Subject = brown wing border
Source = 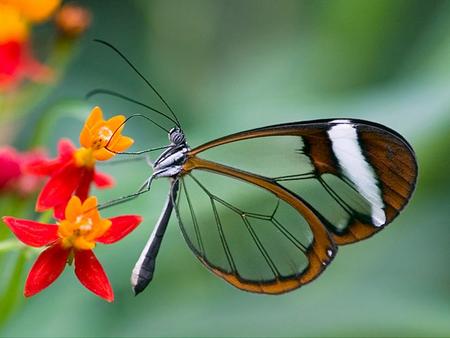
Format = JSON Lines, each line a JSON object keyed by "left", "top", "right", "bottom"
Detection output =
{"left": 178, "top": 156, "right": 336, "bottom": 294}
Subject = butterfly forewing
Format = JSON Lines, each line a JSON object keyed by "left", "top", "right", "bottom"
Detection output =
{"left": 186, "top": 119, "right": 417, "bottom": 245}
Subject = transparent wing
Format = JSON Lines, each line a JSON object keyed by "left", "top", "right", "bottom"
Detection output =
{"left": 173, "top": 168, "right": 336, "bottom": 294}
{"left": 187, "top": 119, "right": 417, "bottom": 245}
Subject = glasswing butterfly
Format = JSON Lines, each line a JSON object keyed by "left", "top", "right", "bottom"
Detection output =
{"left": 91, "top": 40, "right": 418, "bottom": 295}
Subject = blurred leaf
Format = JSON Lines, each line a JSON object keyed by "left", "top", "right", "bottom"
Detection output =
{"left": 0, "top": 250, "right": 27, "bottom": 327}
{"left": 28, "top": 100, "right": 91, "bottom": 148}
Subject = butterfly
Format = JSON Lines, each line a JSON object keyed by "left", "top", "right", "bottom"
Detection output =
{"left": 91, "top": 40, "right": 418, "bottom": 296}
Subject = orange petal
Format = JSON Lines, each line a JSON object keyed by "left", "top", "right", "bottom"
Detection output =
{"left": 73, "top": 237, "right": 95, "bottom": 250}
{"left": 86, "top": 219, "right": 111, "bottom": 241}
{"left": 86, "top": 106, "right": 103, "bottom": 129}
{"left": 111, "top": 136, "right": 134, "bottom": 153}
{"left": 6, "top": 0, "right": 62, "bottom": 23}
{"left": 79, "top": 124, "right": 91, "bottom": 148}
{"left": 57, "top": 220, "right": 73, "bottom": 238}
{"left": 81, "top": 196, "right": 98, "bottom": 215}
{"left": 64, "top": 195, "right": 82, "bottom": 222}
{"left": 106, "top": 115, "right": 125, "bottom": 134}
{"left": 79, "top": 106, "right": 103, "bottom": 147}
{"left": 0, "top": 3, "right": 28, "bottom": 43}
{"left": 93, "top": 148, "right": 114, "bottom": 161}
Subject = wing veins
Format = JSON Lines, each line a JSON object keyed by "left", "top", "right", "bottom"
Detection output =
{"left": 210, "top": 198, "right": 238, "bottom": 274}
{"left": 271, "top": 217, "right": 307, "bottom": 253}
{"left": 318, "top": 177, "right": 354, "bottom": 217}
{"left": 181, "top": 178, "right": 206, "bottom": 256}
{"left": 273, "top": 173, "right": 316, "bottom": 182}
{"left": 241, "top": 215, "right": 281, "bottom": 279}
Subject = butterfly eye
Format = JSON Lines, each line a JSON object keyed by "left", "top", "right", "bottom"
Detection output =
{"left": 169, "top": 128, "right": 185, "bottom": 144}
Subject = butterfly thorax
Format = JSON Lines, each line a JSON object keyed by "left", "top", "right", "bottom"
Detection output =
{"left": 152, "top": 127, "right": 189, "bottom": 179}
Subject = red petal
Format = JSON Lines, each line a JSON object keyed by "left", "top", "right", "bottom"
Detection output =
{"left": 53, "top": 199, "right": 70, "bottom": 220}
{"left": 0, "top": 147, "right": 21, "bottom": 189}
{"left": 57, "top": 139, "right": 76, "bottom": 160}
{"left": 36, "top": 162, "right": 82, "bottom": 211}
{"left": 26, "top": 158, "right": 62, "bottom": 176}
{"left": 93, "top": 171, "right": 114, "bottom": 188}
{"left": 74, "top": 250, "right": 114, "bottom": 302}
{"left": 24, "top": 244, "right": 69, "bottom": 297}
{"left": 97, "top": 215, "right": 142, "bottom": 244}
{"left": 26, "top": 140, "right": 75, "bottom": 176}
{"left": 74, "top": 168, "right": 94, "bottom": 202}
{"left": 2, "top": 217, "right": 58, "bottom": 247}
{"left": 0, "top": 41, "right": 22, "bottom": 76}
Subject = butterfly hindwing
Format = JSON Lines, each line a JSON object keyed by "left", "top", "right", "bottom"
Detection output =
{"left": 172, "top": 163, "right": 336, "bottom": 294}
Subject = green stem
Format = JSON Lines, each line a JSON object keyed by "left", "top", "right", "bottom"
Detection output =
{"left": 0, "top": 250, "right": 27, "bottom": 327}
{"left": 36, "top": 210, "right": 53, "bottom": 225}
{"left": 0, "top": 240, "right": 25, "bottom": 253}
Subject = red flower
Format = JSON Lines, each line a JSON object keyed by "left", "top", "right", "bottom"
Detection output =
{"left": 0, "top": 39, "right": 52, "bottom": 91}
{"left": 3, "top": 195, "right": 142, "bottom": 302}
{"left": 27, "top": 106, "right": 134, "bottom": 219}
{"left": 0, "top": 146, "right": 48, "bottom": 196}
{"left": 27, "top": 138, "right": 115, "bottom": 219}
{"left": 0, "top": 1, "right": 61, "bottom": 90}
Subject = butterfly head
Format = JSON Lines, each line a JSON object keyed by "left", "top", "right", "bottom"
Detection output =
{"left": 169, "top": 127, "right": 186, "bottom": 145}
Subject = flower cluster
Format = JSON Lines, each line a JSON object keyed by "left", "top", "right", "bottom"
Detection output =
{"left": 3, "top": 196, "right": 141, "bottom": 301}
{"left": 2, "top": 106, "right": 141, "bottom": 302}
{"left": 0, "top": 0, "right": 61, "bottom": 90}
{"left": 0, "top": 146, "right": 47, "bottom": 196}
{"left": 28, "top": 106, "right": 134, "bottom": 218}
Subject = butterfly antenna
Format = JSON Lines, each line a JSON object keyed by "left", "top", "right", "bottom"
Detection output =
{"left": 86, "top": 88, "right": 178, "bottom": 127}
{"left": 93, "top": 39, "right": 181, "bottom": 128}
{"left": 105, "top": 114, "right": 170, "bottom": 155}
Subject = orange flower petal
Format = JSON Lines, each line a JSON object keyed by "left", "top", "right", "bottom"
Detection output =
{"left": 57, "top": 220, "right": 73, "bottom": 238}
{"left": 86, "top": 106, "right": 103, "bottom": 128}
{"left": 93, "top": 148, "right": 114, "bottom": 161}
{"left": 111, "top": 136, "right": 134, "bottom": 152}
{"left": 80, "top": 106, "right": 103, "bottom": 147}
{"left": 106, "top": 115, "right": 126, "bottom": 133}
{"left": 79, "top": 125, "right": 91, "bottom": 148}
{"left": 73, "top": 236, "right": 95, "bottom": 250}
{"left": 64, "top": 195, "right": 82, "bottom": 222}
{"left": 81, "top": 196, "right": 98, "bottom": 217}
{"left": 5, "top": 0, "right": 61, "bottom": 23}
{"left": 0, "top": 3, "right": 28, "bottom": 43}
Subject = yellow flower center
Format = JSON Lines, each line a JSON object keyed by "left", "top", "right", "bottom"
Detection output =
{"left": 74, "top": 147, "right": 95, "bottom": 168}
{"left": 92, "top": 126, "right": 113, "bottom": 150}
{"left": 58, "top": 212, "right": 111, "bottom": 251}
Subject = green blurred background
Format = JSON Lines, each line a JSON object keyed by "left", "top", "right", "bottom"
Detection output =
{"left": 2, "top": 0, "right": 450, "bottom": 336}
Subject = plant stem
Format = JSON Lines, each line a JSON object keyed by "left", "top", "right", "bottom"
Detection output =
{"left": 0, "top": 240, "right": 25, "bottom": 253}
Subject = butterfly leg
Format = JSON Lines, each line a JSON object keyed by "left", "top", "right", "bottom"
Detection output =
{"left": 97, "top": 176, "right": 154, "bottom": 210}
